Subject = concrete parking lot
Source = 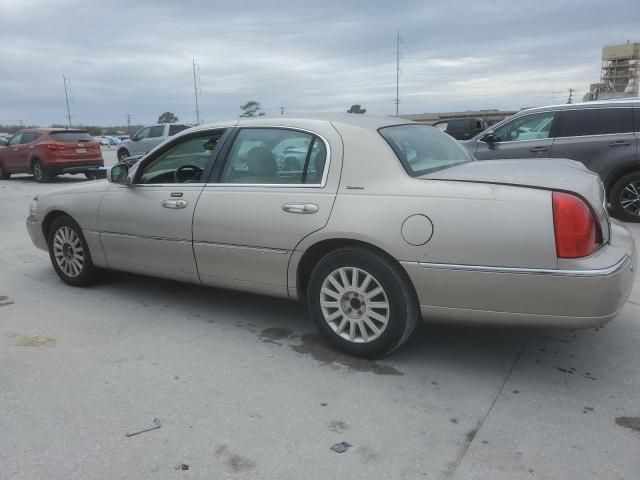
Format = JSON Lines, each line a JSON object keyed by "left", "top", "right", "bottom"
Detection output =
{"left": 1, "top": 148, "right": 639, "bottom": 479}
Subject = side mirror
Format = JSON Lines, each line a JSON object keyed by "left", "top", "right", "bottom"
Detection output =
{"left": 108, "top": 164, "right": 130, "bottom": 184}
{"left": 480, "top": 131, "right": 497, "bottom": 143}
{"left": 0, "top": 139, "right": 8, "bottom": 147}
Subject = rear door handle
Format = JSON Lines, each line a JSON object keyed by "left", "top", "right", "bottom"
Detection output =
{"left": 609, "top": 141, "right": 632, "bottom": 147}
{"left": 161, "top": 199, "right": 188, "bottom": 209}
{"left": 529, "top": 146, "right": 549, "bottom": 153}
{"left": 282, "top": 203, "right": 319, "bottom": 214}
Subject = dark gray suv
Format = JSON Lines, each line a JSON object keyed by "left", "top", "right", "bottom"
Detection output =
{"left": 461, "top": 99, "right": 640, "bottom": 221}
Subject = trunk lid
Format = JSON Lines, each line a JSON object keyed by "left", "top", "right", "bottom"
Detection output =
{"left": 422, "top": 158, "right": 610, "bottom": 243}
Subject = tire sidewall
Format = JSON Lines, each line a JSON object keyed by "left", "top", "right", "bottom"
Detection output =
{"left": 33, "top": 160, "right": 47, "bottom": 183}
{"left": 117, "top": 149, "right": 129, "bottom": 162}
{"left": 611, "top": 172, "right": 640, "bottom": 223}
{"left": 47, "top": 216, "right": 96, "bottom": 286}
{"left": 307, "top": 248, "right": 414, "bottom": 358}
{"left": 0, "top": 162, "right": 9, "bottom": 180}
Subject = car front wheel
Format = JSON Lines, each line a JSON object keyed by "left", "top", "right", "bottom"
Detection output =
{"left": 610, "top": 172, "right": 640, "bottom": 223}
{"left": 0, "top": 163, "right": 10, "bottom": 180}
{"left": 307, "top": 247, "right": 420, "bottom": 358}
{"left": 47, "top": 215, "right": 100, "bottom": 286}
{"left": 117, "top": 149, "right": 129, "bottom": 162}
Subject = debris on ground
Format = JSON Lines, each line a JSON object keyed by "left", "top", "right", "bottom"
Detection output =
{"left": 175, "top": 464, "right": 189, "bottom": 470}
{"left": 330, "top": 441, "right": 352, "bottom": 453}
{"left": 125, "top": 417, "right": 161, "bottom": 437}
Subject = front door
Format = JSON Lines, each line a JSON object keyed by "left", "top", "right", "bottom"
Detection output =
{"left": 192, "top": 125, "right": 342, "bottom": 296}
{"left": 474, "top": 110, "right": 558, "bottom": 160}
{"left": 98, "top": 129, "right": 227, "bottom": 282}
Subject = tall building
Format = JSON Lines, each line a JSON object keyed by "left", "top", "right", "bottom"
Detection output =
{"left": 584, "top": 41, "right": 639, "bottom": 101}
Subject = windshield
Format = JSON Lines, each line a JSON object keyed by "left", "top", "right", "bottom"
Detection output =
{"left": 379, "top": 124, "right": 474, "bottom": 176}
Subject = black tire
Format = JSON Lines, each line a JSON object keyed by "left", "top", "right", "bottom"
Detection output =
{"left": 32, "top": 159, "right": 51, "bottom": 183}
{"left": 84, "top": 172, "right": 96, "bottom": 180}
{"left": 0, "top": 162, "right": 10, "bottom": 180}
{"left": 117, "top": 149, "right": 129, "bottom": 162}
{"left": 47, "top": 215, "right": 100, "bottom": 286}
{"left": 610, "top": 172, "right": 640, "bottom": 223}
{"left": 307, "top": 246, "right": 420, "bottom": 358}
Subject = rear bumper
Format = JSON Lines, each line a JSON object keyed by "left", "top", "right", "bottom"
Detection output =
{"left": 402, "top": 223, "right": 636, "bottom": 329}
{"left": 45, "top": 159, "right": 104, "bottom": 174}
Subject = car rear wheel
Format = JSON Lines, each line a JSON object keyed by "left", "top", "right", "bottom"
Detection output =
{"left": 610, "top": 172, "right": 640, "bottom": 223}
{"left": 47, "top": 215, "right": 100, "bottom": 286}
{"left": 0, "top": 163, "right": 10, "bottom": 180}
{"left": 33, "top": 160, "right": 52, "bottom": 183}
{"left": 117, "top": 149, "right": 129, "bottom": 162}
{"left": 307, "top": 246, "right": 420, "bottom": 358}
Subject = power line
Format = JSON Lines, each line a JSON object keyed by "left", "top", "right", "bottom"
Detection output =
{"left": 63, "top": 74, "right": 72, "bottom": 128}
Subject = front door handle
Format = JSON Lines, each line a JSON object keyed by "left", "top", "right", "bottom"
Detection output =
{"left": 609, "top": 141, "right": 632, "bottom": 147}
{"left": 161, "top": 199, "right": 188, "bottom": 209}
{"left": 282, "top": 203, "right": 319, "bottom": 214}
{"left": 529, "top": 146, "right": 549, "bottom": 153}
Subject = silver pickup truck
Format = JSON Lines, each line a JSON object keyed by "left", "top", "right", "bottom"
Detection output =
{"left": 117, "top": 123, "right": 190, "bottom": 161}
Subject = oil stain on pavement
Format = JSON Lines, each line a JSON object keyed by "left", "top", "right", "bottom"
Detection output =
{"left": 11, "top": 335, "right": 57, "bottom": 348}
{"left": 615, "top": 416, "right": 640, "bottom": 432}
{"left": 0, "top": 295, "right": 14, "bottom": 307}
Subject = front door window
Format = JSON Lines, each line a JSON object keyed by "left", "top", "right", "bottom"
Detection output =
{"left": 493, "top": 111, "right": 556, "bottom": 142}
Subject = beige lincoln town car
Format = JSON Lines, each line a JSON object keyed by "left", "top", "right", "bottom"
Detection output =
{"left": 26, "top": 115, "right": 636, "bottom": 357}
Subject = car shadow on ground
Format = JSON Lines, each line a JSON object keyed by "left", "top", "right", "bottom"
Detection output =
{"left": 95, "top": 269, "right": 534, "bottom": 375}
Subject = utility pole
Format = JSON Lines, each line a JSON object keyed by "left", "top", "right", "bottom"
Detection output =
{"left": 192, "top": 58, "right": 201, "bottom": 125}
{"left": 126, "top": 114, "right": 131, "bottom": 135}
{"left": 280, "top": 106, "right": 285, "bottom": 116}
{"left": 567, "top": 88, "right": 575, "bottom": 104}
{"left": 18, "top": 119, "right": 24, "bottom": 128}
{"left": 63, "top": 74, "right": 72, "bottom": 127}
{"left": 395, "top": 30, "right": 402, "bottom": 116}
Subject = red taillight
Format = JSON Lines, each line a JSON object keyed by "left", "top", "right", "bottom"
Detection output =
{"left": 552, "top": 192, "right": 600, "bottom": 259}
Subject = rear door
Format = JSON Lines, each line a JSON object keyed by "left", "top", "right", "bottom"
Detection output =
{"left": 474, "top": 110, "right": 558, "bottom": 160}
{"left": 192, "top": 124, "right": 342, "bottom": 297}
{"left": 550, "top": 107, "right": 636, "bottom": 182}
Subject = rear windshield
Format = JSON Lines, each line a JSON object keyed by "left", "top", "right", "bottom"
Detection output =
{"left": 49, "top": 131, "right": 93, "bottom": 142}
{"left": 379, "top": 124, "right": 474, "bottom": 176}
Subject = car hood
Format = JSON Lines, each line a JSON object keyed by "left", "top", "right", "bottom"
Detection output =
{"left": 421, "top": 158, "right": 609, "bottom": 241}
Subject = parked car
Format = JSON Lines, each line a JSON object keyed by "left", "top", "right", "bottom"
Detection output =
{"left": 432, "top": 117, "right": 488, "bottom": 140}
{"left": 26, "top": 115, "right": 635, "bottom": 357}
{"left": 460, "top": 99, "right": 640, "bottom": 222}
{"left": 0, "top": 128, "right": 103, "bottom": 182}
{"left": 117, "top": 123, "right": 190, "bottom": 161}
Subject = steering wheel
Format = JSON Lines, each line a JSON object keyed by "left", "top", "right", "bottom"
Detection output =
{"left": 174, "top": 164, "right": 203, "bottom": 183}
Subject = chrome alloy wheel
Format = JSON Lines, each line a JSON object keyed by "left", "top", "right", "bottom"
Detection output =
{"left": 52, "top": 226, "right": 85, "bottom": 278}
{"left": 33, "top": 162, "right": 44, "bottom": 181}
{"left": 319, "top": 267, "right": 390, "bottom": 343}
{"left": 620, "top": 181, "right": 640, "bottom": 217}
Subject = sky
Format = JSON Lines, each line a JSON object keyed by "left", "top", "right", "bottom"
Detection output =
{"left": 0, "top": 0, "right": 639, "bottom": 126}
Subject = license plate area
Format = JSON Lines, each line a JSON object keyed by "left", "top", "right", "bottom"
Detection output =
{"left": 76, "top": 148, "right": 86, "bottom": 154}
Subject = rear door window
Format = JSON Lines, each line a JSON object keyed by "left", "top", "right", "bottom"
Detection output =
{"left": 20, "top": 132, "right": 40, "bottom": 144}
{"left": 49, "top": 131, "right": 93, "bottom": 142}
{"left": 556, "top": 108, "right": 633, "bottom": 137}
{"left": 169, "top": 125, "right": 189, "bottom": 136}
{"left": 149, "top": 125, "right": 165, "bottom": 138}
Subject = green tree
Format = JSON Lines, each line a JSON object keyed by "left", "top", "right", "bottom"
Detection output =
{"left": 347, "top": 104, "right": 366, "bottom": 114}
{"left": 240, "top": 101, "right": 266, "bottom": 117}
{"left": 158, "top": 112, "right": 179, "bottom": 123}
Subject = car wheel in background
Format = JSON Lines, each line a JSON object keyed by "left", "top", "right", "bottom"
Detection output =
{"left": 610, "top": 172, "right": 640, "bottom": 223}
{"left": 0, "top": 163, "right": 10, "bottom": 180}
{"left": 32, "top": 160, "right": 52, "bottom": 183}
{"left": 47, "top": 215, "right": 100, "bottom": 286}
{"left": 307, "top": 246, "right": 420, "bottom": 358}
{"left": 117, "top": 149, "right": 129, "bottom": 162}
{"left": 84, "top": 172, "right": 97, "bottom": 180}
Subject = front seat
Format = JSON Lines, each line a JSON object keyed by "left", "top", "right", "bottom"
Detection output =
{"left": 238, "top": 147, "right": 281, "bottom": 184}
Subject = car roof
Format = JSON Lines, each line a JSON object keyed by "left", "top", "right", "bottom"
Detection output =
{"left": 521, "top": 98, "right": 640, "bottom": 114}
{"left": 191, "top": 114, "right": 414, "bottom": 134}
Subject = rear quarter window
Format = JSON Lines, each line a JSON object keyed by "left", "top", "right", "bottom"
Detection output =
{"left": 49, "top": 131, "right": 93, "bottom": 142}
{"left": 557, "top": 108, "right": 633, "bottom": 137}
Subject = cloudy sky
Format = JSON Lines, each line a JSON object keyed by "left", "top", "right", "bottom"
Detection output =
{"left": 1, "top": 0, "right": 639, "bottom": 126}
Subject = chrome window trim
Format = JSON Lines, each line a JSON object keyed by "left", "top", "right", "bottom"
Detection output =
{"left": 418, "top": 255, "right": 630, "bottom": 277}
{"left": 216, "top": 125, "right": 332, "bottom": 188}
{"left": 554, "top": 132, "right": 636, "bottom": 140}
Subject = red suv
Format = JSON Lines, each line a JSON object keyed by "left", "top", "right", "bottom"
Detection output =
{"left": 0, "top": 129, "right": 103, "bottom": 182}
